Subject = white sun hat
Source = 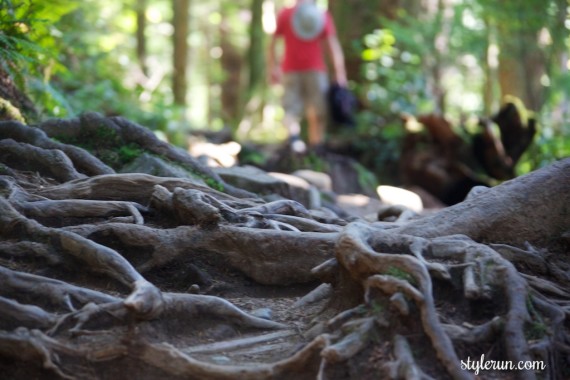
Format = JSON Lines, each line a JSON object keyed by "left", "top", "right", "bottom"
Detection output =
{"left": 291, "top": 2, "right": 325, "bottom": 41}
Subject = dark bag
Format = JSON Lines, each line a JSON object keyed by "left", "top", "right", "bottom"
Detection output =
{"left": 328, "top": 83, "right": 357, "bottom": 127}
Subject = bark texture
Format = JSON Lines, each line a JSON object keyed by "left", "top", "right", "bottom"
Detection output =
{"left": 0, "top": 116, "right": 568, "bottom": 380}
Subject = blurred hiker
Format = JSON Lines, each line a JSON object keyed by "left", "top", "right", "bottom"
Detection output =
{"left": 268, "top": 0, "right": 347, "bottom": 153}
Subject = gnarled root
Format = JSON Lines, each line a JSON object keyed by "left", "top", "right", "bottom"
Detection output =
{"left": 385, "top": 335, "right": 436, "bottom": 380}
{"left": 335, "top": 223, "right": 471, "bottom": 380}
{"left": 132, "top": 334, "right": 328, "bottom": 380}
{"left": 0, "top": 328, "right": 83, "bottom": 380}
{"left": 0, "top": 139, "right": 85, "bottom": 182}
{"left": 0, "top": 196, "right": 164, "bottom": 320}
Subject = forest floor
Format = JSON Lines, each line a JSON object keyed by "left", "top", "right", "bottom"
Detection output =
{"left": 1, "top": 114, "right": 568, "bottom": 380}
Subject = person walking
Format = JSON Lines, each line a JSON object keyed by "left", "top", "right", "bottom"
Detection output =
{"left": 268, "top": 0, "right": 347, "bottom": 153}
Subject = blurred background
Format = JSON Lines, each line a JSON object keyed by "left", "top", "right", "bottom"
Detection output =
{"left": 1, "top": 0, "right": 569, "bottom": 179}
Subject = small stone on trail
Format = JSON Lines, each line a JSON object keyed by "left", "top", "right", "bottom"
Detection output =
{"left": 210, "top": 355, "right": 231, "bottom": 364}
{"left": 251, "top": 308, "right": 273, "bottom": 320}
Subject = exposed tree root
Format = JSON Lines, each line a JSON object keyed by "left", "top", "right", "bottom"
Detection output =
{"left": 0, "top": 196, "right": 164, "bottom": 320}
{"left": 35, "top": 172, "right": 238, "bottom": 205}
{"left": 0, "top": 139, "right": 85, "bottom": 182}
{"left": 307, "top": 215, "right": 569, "bottom": 380}
{"left": 385, "top": 335, "right": 436, "bottom": 380}
{"left": 321, "top": 317, "right": 378, "bottom": 362}
{"left": 0, "top": 328, "right": 82, "bottom": 380}
{"left": 0, "top": 265, "right": 119, "bottom": 311}
{"left": 132, "top": 334, "right": 329, "bottom": 380}
{"left": 162, "top": 293, "right": 286, "bottom": 330}
{"left": 37, "top": 112, "right": 253, "bottom": 198}
{"left": 0, "top": 120, "right": 114, "bottom": 176}
{"left": 0, "top": 297, "right": 58, "bottom": 330}
{"left": 0, "top": 117, "right": 568, "bottom": 379}
{"left": 443, "top": 317, "right": 504, "bottom": 344}
{"left": 61, "top": 221, "right": 336, "bottom": 284}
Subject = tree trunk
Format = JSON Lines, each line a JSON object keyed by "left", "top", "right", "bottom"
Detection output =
{"left": 395, "top": 158, "right": 570, "bottom": 248}
{"left": 172, "top": 0, "right": 190, "bottom": 106}
{"left": 219, "top": 12, "right": 243, "bottom": 124}
{"left": 136, "top": 0, "right": 148, "bottom": 76}
{"left": 494, "top": 2, "right": 550, "bottom": 111}
{"left": 482, "top": 17, "right": 498, "bottom": 115}
{"left": 329, "top": 0, "right": 383, "bottom": 82}
{"left": 430, "top": 0, "right": 454, "bottom": 114}
{"left": 247, "top": 0, "right": 264, "bottom": 97}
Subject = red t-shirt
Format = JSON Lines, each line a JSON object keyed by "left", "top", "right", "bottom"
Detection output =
{"left": 274, "top": 6, "right": 336, "bottom": 73}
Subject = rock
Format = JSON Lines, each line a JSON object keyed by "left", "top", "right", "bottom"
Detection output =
{"left": 292, "top": 170, "right": 333, "bottom": 192}
{"left": 120, "top": 153, "right": 205, "bottom": 184}
{"left": 214, "top": 165, "right": 319, "bottom": 209}
{"left": 188, "top": 140, "right": 241, "bottom": 168}
{"left": 336, "top": 194, "right": 385, "bottom": 220}
{"left": 210, "top": 355, "right": 231, "bottom": 364}
{"left": 189, "top": 284, "right": 200, "bottom": 294}
{"left": 376, "top": 185, "right": 423, "bottom": 213}
{"left": 269, "top": 172, "right": 321, "bottom": 209}
{"left": 250, "top": 308, "right": 273, "bottom": 321}
{"left": 326, "top": 154, "right": 378, "bottom": 197}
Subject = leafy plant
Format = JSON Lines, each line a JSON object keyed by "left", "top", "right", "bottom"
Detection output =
{"left": 118, "top": 143, "right": 144, "bottom": 164}
{"left": 0, "top": 0, "right": 79, "bottom": 119}
{"left": 386, "top": 266, "right": 417, "bottom": 286}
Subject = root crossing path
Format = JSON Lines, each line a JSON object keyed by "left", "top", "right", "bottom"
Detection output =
{"left": 0, "top": 116, "right": 568, "bottom": 380}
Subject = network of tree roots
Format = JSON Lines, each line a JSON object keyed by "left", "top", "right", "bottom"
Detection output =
{"left": 0, "top": 113, "right": 569, "bottom": 380}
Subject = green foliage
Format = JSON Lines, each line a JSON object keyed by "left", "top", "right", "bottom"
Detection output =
{"left": 0, "top": 0, "right": 567, "bottom": 173}
{"left": 350, "top": 122, "right": 403, "bottom": 184}
{"left": 525, "top": 295, "right": 550, "bottom": 341}
{"left": 301, "top": 152, "right": 329, "bottom": 173}
{"left": 355, "top": 1, "right": 569, "bottom": 177}
{"left": 370, "top": 300, "right": 385, "bottom": 315}
{"left": 238, "top": 146, "right": 268, "bottom": 167}
{"left": 386, "top": 266, "right": 417, "bottom": 286}
{"left": 203, "top": 177, "right": 225, "bottom": 192}
{"left": 0, "top": 33, "right": 44, "bottom": 68}
{"left": 0, "top": 97, "right": 25, "bottom": 122}
{"left": 352, "top": 160, "right": 379, "bottom": 192}
{"left": 118, "top": 143, "right": 145, "bottom": 164}
{"left": 358, "top": 26, "right": 432, "bottom": 118}
{"left": 525, "top": 319, "right": 548, "bottom": 341}
{"left": 350, "top": 14, "right": 436, "bottom": 176}
{"left": 0, "top": 0, "right": 78, "bottom": 120}
{"left": 0, "top": 163, "right": 10, "bottom": 175}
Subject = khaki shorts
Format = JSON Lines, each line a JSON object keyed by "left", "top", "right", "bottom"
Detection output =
{"left": 282, "top": 71, "right": 329, "bottom": 122}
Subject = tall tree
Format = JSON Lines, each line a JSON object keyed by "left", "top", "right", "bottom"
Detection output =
{"left": 247, "top": 0, "right": 264, "bottom": 96}
{"left": 482, "top": 0, "right": 563, "bottom": 111}
{"left": 430, "top": 0, "right": 454, "bottom": 114}
{"left": 219, "top": 6, "right": 244, "bottom": 124}
{"left": 329, "top": 0, "right": 418, "bottom": 83}
{"left": 136, "top": 0, "right": 148, "bottom": 76}
{"left": 172, "top": 0, "right": 190, "bottom": 106}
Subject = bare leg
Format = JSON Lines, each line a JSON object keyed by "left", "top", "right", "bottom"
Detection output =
{"left": 306, "top": 105, "right": 325, "bottom": 147}
{"left": 304, "top": 71, "right": 329, "bottom": 148}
